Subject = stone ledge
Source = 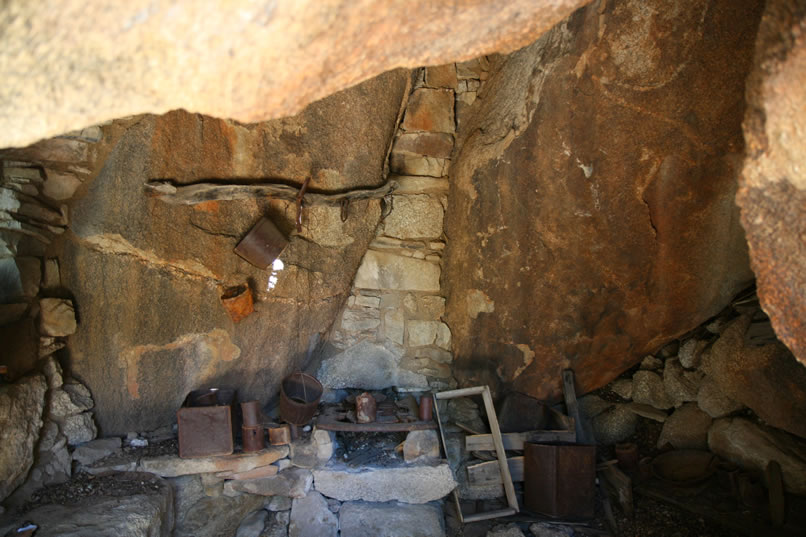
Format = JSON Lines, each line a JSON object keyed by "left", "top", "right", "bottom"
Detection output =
{"left": 313, "top": 463, "right": 456, "bottom": 504}
{"left": 88, "top": 446, "right": 289, "bottom": 478}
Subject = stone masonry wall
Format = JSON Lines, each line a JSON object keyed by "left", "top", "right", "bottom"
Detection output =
{"left": 320, "top": 60, "right": 490, "bottom": 392}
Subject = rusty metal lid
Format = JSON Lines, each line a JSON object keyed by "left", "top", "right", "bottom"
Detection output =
{"left": 234, "top": 217, "right": 288, "bottom": 269}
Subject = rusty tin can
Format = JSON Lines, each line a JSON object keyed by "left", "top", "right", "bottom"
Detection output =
{"left": 418, "top": 393, "right": 434, "bottom": 421}
{"left": 242, "top": 425, "right": 264, "bottom": 452}
{"left": 234, "top": 217, "right": 288, "bottom": 269}
{"left": 220, "top": 284, "right": 254, "bottom": 323}
{"left": 356, "top": 392, "right": 377, "bottom": 423}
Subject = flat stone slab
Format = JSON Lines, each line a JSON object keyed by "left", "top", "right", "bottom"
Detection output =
{"left": 224, "top": 468, "right": 313, "bottom": 498}
{"left": 313, "top": 463, "right": 456, "bottom": 504}
{"left": 339, "top": 501, "right": 445, "bottom": 537}
{"left": 0, "top": 473, "right": 173, "bottom": 537}
{"left": 89, "top": 446, "right": 288, "bottom": 478}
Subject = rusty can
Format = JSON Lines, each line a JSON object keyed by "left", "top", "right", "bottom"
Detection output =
{"left": 269, "top": 425, "right": 291, "bottom": 446}
{"left": 234, "top": 216, "right": 288, "bottom": 269}
{"left": 242, "top": 425, "right": 264, "bottom": 452}
{"left": 418, "top": 393, "right": 434, "bottom": 421}
{"left": 220, "top": 284, "right": 254, "bottom": 323}
{"left": 241, "top": 401, "right": 261, "bottom": 427}
{"left": 356, "top": 392, "right": 376, "bottom": 423}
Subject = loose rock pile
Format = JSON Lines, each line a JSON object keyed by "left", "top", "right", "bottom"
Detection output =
{"left": 581, "top": 302, "right": 806, "bottom": 495}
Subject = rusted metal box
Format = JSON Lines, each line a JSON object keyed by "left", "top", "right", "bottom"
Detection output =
{"left": 524, "top": 443, "right": 596, "bottom": 519}
{"left": 178, "top": 389, "right": 237, "bottom": 458}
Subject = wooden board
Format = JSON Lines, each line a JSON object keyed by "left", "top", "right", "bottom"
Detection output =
{"left": 466, "top": 430, "right": 576, "bottom": 451}
{"left": 467, "top": 457, "right": 524, "bottom": 485}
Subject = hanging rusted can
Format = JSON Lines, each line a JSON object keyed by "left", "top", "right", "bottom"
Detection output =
{"left": 234, "top": 217, "right": 288, "bottom": 269}
{"left": 220, "top": 284, "right": 254, "bottom": 323}
{"left": 269, "top": 425, "right": 291, "bottom": 446}
{"left": 356, "top": 392, "right": 377, "bottom": 423}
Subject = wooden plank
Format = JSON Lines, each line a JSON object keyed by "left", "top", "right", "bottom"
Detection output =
{"left": 481, "top": 386, "right": 519, "bottom": 513}
{"left": 468, "top": 457, "right": 524, "bottom": 485}
{"left": 434, "top": 386, "right": 486, "bottom": 399}
{"left": 766, "top": 460, "right": 785, "bottom": 527}
{"left": 599, "top": 464, "right": 634, "bottom": 518}
{"left": 563, "top": 369, "right": 594, "bottom": 444}
{"left": 316, "top": 419, "right": 437, "bottom": 432}
{"left": 466, "top": 430, "right": 576, "bottom": 451}
{"left": 461, "top": 508, "right": 517, "bottom": 523}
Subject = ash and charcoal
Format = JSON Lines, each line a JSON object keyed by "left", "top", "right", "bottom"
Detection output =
{"left": 21, "top": 472, "right": 163, "bottom": 512}
{"left": 333, "top": 431, "right": 408, "bottom": 467}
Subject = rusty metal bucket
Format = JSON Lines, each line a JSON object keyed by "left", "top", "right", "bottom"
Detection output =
{"left": 221, "top": 285, "right": 254, "bottom": 322}
{"left": 234, "top": 217, "right": 288, "bottom": 269}
{"left": 279, "top": 372, "right": 323, "bottom": 425}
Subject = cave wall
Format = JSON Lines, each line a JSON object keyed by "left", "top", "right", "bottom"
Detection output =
{"left": 57, "top": 70, "right": 409, "bottom": 435}
{"left": 444, "top": 0, "right": 762, "bottom": 400}
{"left": 0, "top": 0, "right": 592, "bottom": 149}
{"left": 737, "top": 0, "right": 806, "bottom": 368}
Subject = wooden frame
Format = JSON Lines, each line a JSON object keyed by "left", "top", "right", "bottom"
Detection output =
{"left": 433, "top": 386, "right": 519, "bottom": 523}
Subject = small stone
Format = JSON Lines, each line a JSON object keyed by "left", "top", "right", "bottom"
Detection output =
{"left": 393, "top": 132, "right": 454, "bottom": 159}
{"left": 456, "top": 57, "right": 488, "bottom": 80}
{"left": 38, "top": 298, "right": 77, "bottom": 337}
{"left": 224, "top": 468, "right": 313, "bottom": 498}
{"left": 41, "top": 355, "right": 63, "bottom": 389}
{"left": 697, "top": 378, "right": 744, "bottom": 418}
{"left": 339, "top": 309, "right": 380, "bottom": 333}
{"left": 326, "top": 498, "right": 341, "bottom": 513}
{"left": 312, "top": 464, "right": 457, "bottom": 503}
{"left": 290, "top": 429, "right": 334, "bottom": 468}
{"left": 354, "top": 251, "right": 441, "bottom": 292}
{"left": 236, "top": 509, "right": 269, "bottom": 537}
{"left": 403, "top": 430, "right": 440, "bottom": 463}
{"left": 71, "top": 437, "right": 122, "bottom": 465}
{"left": 339, "top": 501, "right": 445, "bottom": 537}
{"left": 435, "top": 323, "right": 451, "bottom": 350}
{"left": 289, "top": 491, "right": 338, "bottom": 537}
{"left": 592, "top": 404, "right": 638, "bottom": 445}
{"left": 62, "top": 412, "right": 97, "bottom": 445}
{"left": 130, "top": 438, "right": 149, "bottom": 447}
{"left": 660, "top": 341, "right": 680, "bottom": 357}
{"left": 39, "top": 337, "right": 66, "bottom": 358}
{"left": 42, "top": 170, "right": 82, "bottom": 200}
{"left": 678, "top": 339, "right": 708, "bottom": 369}
{"left": 42, "top": 258, "right": 60, "bottom": 289}
{"left": 425, "top": 64, "right": 458, "bottom": 89}
{"left": 610, "top": 378, "right": 633, "bottom": 400}
{"left": 403, "top": 294, "right": 418, "bottom": 314}
{"left": 25, "top": 138, "right": 88, "bottom": 163}
{"left": 640, "top": 355, "right": 663, "bottom": 370}
{"left": 705, "top": 318, "right": 727, "bottom": 334}
{"left": 657, "top": 403, "right": 712, "bottom": 450}
{"left": 663, "top": 359, "right": 703, "bottom": 407}
{"left": 353, "top": 295, "right": 380, "bottom": 308}
{"left": 265, "top": 495, "right": 293, "bottom": 511}
{"left": 63, "top": 380, "right": 94, "bottom": 411}
{"left": 49, "top": 388, "right": 85, "bottom": 419}
{"left": 632, "top": 370, "right": 674, "bottom": 409}
{"left": 37, "top": 420, "right": 64, "bottom": 452}
{"left": 578, "top": 395, "right": 613, "bottom": 419}
{"left": 383, "top": 310, "right": 405, "bottom": 345}
{"left": 486, "top": 523, "right": 525, "bottom": 537}
{"left": 408, "top": 320, "right": 439, "bottom": 346}
{"left": 261, "top": 510, "right": 291, "bottom": 537}
{"left": 401, "top": 88, "right": 455, "bottom": 134}
{"left": 625, "top": 403, "right": 668, "bottom": 422}
{"left": 383, "top": 195, "right": 445, "bottom": 239}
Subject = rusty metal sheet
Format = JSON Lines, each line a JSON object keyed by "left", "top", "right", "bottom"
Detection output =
{"left": 178, "top": 389, "right": 236, "bottom": 458}
{"left": 234, "top": 217, "right": 288, "bottom": 269}
{"left": 524, "top": 443, "right": 596, "bottom": 519}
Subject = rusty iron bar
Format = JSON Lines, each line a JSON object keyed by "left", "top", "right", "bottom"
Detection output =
{"left": 295, "top": 176, "right": 311, "bottom": 232}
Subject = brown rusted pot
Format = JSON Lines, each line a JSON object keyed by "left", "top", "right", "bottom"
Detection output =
{"left": 220, "top": 284, "right": 254, "bottom": 323}
{"left": 279, "top": 372, "right": 323, "bottom": 425}
{"left": 242, "top": 425, "right": 264, "bottom": 452}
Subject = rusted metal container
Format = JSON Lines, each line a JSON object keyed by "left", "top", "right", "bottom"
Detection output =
{"left": 242, "top": 425, "right": 264, "bottom": 452}
{"left": 178, "top": 389, "right": 237, "bottom": 458}
{"left": 524, "top": 443, "right": 596, "bottom": 519}
{"left": 356, "top": 392, "right": 377, "bottom": 423}
{"left": 279, "top": 372, "right": 323, "bottom": 425}
{"left": 234, "top": 217, "right": 288, "bottom": 269}
{"left": 241, "top": 401, "right": 261, "bottom": 427}
{"left": 418, "top": 393, "right": 434, "bottom": 421}
{"left": 269, "top": 425, "right": 291, "bottom": 446}
{"left": 220, "top": 285, "right": 254, "bottom": 323}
